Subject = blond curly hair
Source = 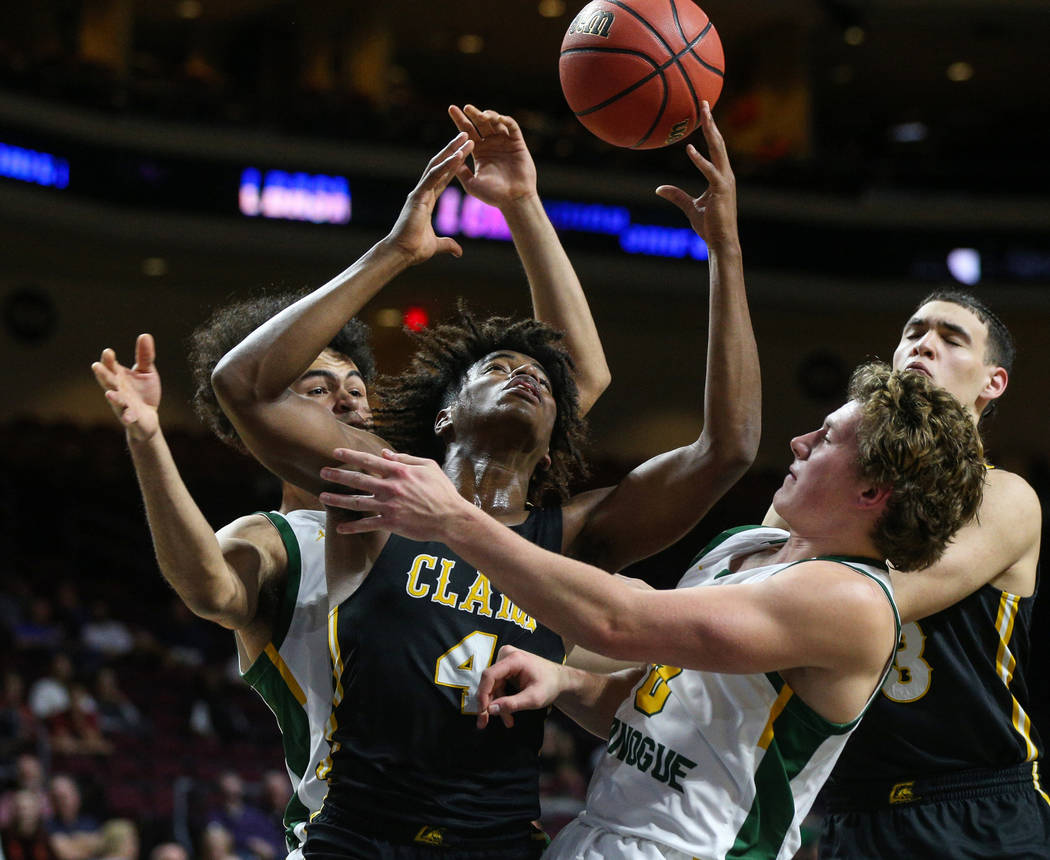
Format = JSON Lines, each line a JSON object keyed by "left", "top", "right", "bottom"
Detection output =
{"left": 849, "top": 362, "right": 985, "bottom": 571}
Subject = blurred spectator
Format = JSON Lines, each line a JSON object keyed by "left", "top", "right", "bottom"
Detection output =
{"left": 47, "top": 683, "right": 111, "bottom": 757}
{"left": 95, "top": 819, "right": 138, "bottom": 860}
{"left": 205, "top": 772, "right": 281, "bottom": 860}
{"left": 147, "top": 843, "right": 188, "bottom": 860}
{"left": 52, "top": 583, "right": 87, "bottom": 643}
{"left": 0, "top": 754, "right": 51, "bottom": 828}
{"left": 0, "top": 671, "right": 43, "bottom": 759}
{"left": 1, "top": 790, "right": 57, "bottom": 860}
{"left": 188, "top": 668, "right": 250, "bottom": 742}
{"left": 198, "top": 824, "right": 238, "bottom": 860}
{"left": 158, "top": 600, "right": 216, "bottom": 668}
{"left": 258, "top": 772, "right": 291, "bottom": 853}
{"left": 81, "top": 601, "right": 135, "bottom": 659}
{"left": 93, "top": 668, "right": 145, "bottom": 737}
{"left": 45, "top": 774, "right": 100, "bottom": 860}
{"left": 14, "top": 597, "right": 64, "bottom": 651}
{"left": 538, "top": 720, "right": 587, "bottom": 801}
{"left": 28, "top": 655, "right": 75, "bottom": 721}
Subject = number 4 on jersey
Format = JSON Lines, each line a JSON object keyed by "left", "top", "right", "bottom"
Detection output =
{"left": 434, "top": 631, "right": 498, "bottom": 714}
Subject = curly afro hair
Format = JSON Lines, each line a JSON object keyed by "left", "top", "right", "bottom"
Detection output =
{"left": 374, "top": 305, "right": 589, "bottom": 506}
{"left": 188, "top": 287, "right": 375, "bottom": 453}
{"left": 849, "top": 362, "right": 985, "bottom": 572}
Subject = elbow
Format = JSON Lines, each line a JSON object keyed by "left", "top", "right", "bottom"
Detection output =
{"left": 711, "top": 426, "right": 760, "bottom": 477}
{"left": 178, "top": 584, "right": 250, "bottom": 632}
{"left": 210, "top": 356, "right": 241, "bottom": 409}
{"left": 577, "top": 367, "right": 612, "bottom": 416}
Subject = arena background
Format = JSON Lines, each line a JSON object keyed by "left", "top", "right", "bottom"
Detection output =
{"left": 1, "top": 2, "right": 1048, "bottom": 859}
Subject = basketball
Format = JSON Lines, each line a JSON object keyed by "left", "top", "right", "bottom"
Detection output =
{"left": 559, "top": 0, "right": 725, "bottom": 149}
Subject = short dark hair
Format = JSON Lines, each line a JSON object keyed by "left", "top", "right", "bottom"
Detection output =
{"left": 916, "top": 290, "right": 1015, "bottom": 373}
{"left": 849, "top": 362, "right": 985, "bottom": 572}
{"left": 188, "top": 288, "right": 375, "bottom": 453}
{"left": 373, "top": 306, "right": 588, "bottom": 505}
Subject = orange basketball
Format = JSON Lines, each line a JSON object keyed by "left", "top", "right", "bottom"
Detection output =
{"left": 559, "top": 0, "right": 725, "bottom": 149}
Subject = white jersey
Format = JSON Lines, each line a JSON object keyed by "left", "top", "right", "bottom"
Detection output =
{"left": 239, "top": 509, "right": 330, "bottom": 855}
{"left": 550, "top": 526, "right": 899, "bottom": 860}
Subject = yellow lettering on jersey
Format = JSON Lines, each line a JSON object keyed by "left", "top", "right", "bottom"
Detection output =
{"left": 432, "top": 558, "right": 460, "bottom": 607}
{"left": 457, "top": 572, "right": 494, "bottom": 617}
{"left": 494, "top": 594, "right": 537, "bottom": 631}
{"left": 405, "top": 554, "right": 436, "bottom": 598}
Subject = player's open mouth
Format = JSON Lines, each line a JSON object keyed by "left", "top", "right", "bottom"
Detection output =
{"left": 505, "top": 378, "right": 541, "bottom": 401}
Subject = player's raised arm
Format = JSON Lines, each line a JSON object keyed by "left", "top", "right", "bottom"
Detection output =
{"left": 211, "top": 134, "right": 474, "bottom": 493}
{"left": 92, "top": 336, "right": 283, "bottom": 635}
{"left": 559, "top": 101, "right": 761, "bottom": 572}
{"left": 449, "top": 104, "right": 610, "bottom": 415}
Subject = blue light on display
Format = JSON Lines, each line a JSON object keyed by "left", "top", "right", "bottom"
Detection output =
{"left": 239, "top": 168, "right": 351, "bottom": 224}
{"left": 0, "top": 141, "right": 69, "bottom": 189}
{"left": 434, "top": 188, "right": 707, "bottom": 261}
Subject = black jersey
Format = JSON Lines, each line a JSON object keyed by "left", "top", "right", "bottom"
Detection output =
{"left": 825, "top": 579, "right": 1045, "bottom": 793}
{"left": 316, "top": 506, "right": 566, "bottom": 843}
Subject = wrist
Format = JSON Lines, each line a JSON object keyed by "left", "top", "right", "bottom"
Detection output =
{"left": 373, "top": 235, "right": 423, "bottom": 272}
{"left": 707, "top": 237, "right": 742, "bottom": 260}
{"left": 499, "top": 190, "right": 544, "bottom": 224}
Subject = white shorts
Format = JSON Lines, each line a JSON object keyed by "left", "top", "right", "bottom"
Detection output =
{"left": 546, "top": 818, "right": 696, "bottom": 860}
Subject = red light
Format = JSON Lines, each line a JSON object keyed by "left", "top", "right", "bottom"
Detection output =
{"left": 403, "top": 306, "right": 429, "bottom": 331}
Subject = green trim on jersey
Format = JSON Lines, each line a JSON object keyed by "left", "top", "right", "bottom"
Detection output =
{"left": 818, "top": 554, "right": 888, "bottom": 571}
{"left": 689, "top": 525, "right": 769, "bottom": 568}
{"left": 242, "top": 651, "right": 312, "bottom": 777}
{"left": 261, "top": 511, "right": 303, "bottom": 650}
{"left": 730, "top": 674, "right": 853, "bottom": 859}
{"left": 246, "top": 512, "right": 312, "bottom": 849}
{"left": 728, "top": 561, "right": 899, "bottom": 859}
{"left": 242, "top": 648, "right": 313, "bottom": 846}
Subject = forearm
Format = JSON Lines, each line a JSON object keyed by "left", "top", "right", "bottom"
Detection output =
{"left": 701, "top": 241, "right": 760, "bottom": 465}
{"left": 555, "top": 664, "right": 643, "bottom": 738}
{"left": 449, "top": 504, "right": 640, "bottom": 658}
{"left": 503, "top": 193, "right": 610, "bottom": 415}
{"left": 212, "top": 240, "right": 409, "bottom": 405}
{"left": 127, "top": 431, "right": 249, "bottom": 624}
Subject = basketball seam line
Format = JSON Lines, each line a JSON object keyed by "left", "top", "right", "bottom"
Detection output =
{"left": 567, "top": 29, "right": 715, "bottom": 146}
{"left": 670, "top": 2, "right": 704, "bottom": 127}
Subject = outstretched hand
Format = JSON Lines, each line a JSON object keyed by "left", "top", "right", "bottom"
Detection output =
{"left": 318, "top": 448, "right": 475, "bottom": 541}
{"left": 384, "top": 132, "right": 475, "bottom": 266}
{"left": 91, "top": 333, "right": 162, "bottom": 442}
{"left": 448, "top": 104, "right": 538, "bottom": 208}
{"left": 475, "top": 645, "right": 565, "bottom": 729}
{"left": 655, "top": 102, "right": 738, "bottom": 249}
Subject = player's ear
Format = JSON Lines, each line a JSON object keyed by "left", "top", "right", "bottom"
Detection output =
{"left": 858, "top": 484, "right": 891, "bottom": 512}
{"left": 980, "top": 365, "right": 1008, "bottom": 405}
{"left": 434, "top": 407, "right": 453, "bottom": 439}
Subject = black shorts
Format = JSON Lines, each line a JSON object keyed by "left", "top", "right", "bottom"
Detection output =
{"left": 303, "top": 808, "right": 547, "bottom": 860}
{"left": 819, "top": 763, "right": 1050, "bottom": 859}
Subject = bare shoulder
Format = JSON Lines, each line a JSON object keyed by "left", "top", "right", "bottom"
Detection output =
{"left": 775, "top": 560, "right": 896, "bottom": 663}
{"left": 983, "top": 467, "right": 1041, "bottom": 521}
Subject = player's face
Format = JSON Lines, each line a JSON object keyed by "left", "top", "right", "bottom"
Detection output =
{"left": 774, "top": 401, "right": 865, "bottom": 523}
{"left": 453, "top": 350, "right": 557, "bottom": 444}
{"left": 892, "top": 301, "right": 999, "bottom": 417}
{"left": 291, "top": 349, "right": 372, "bottom": 430}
